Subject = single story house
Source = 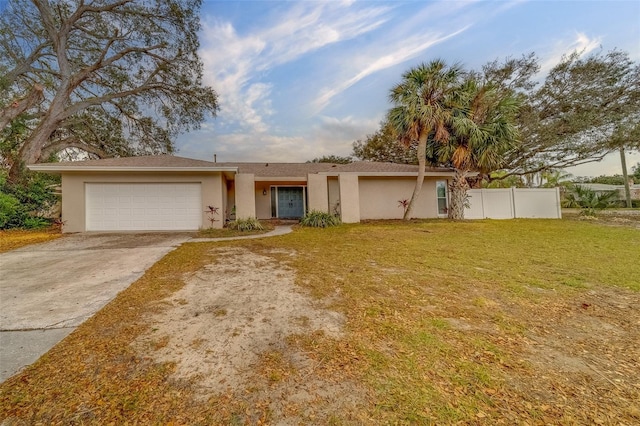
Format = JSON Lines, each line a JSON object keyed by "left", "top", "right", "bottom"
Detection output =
{"left": 28, "top": 155, "right": 455, "bottom": 232}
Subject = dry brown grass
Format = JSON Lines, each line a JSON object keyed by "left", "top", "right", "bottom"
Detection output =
{"left": 197, "top": 221, "right": 274, "bottom": 238}
{"left": 0, "top": 227, "right": 61, "bottom": 253}
{"left": 1, "top": 219, "right": 639, "bottom": 424}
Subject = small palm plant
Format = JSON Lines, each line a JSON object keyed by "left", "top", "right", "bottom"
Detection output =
{"left": 300, "top": 210, "right": 341, "bottom": 228}
{"left": 563, "top": 185, "right": 618, "bottom": 216}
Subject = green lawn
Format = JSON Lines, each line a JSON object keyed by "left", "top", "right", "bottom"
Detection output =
{"left": 1, "top": 219, "right": 638, "bottom": 424}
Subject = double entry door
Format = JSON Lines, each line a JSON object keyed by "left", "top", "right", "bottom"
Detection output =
{"left": 273, "top": 186, "right": 305, "bottom": 218}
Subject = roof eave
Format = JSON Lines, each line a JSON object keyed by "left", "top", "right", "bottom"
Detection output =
{"left": 254, "top": 176, "right": 307, "bottom": 182}
{"left": 318, "top": 171, "right": 456, "bottom": 177}
{"left": 27, "top": 165, "right": 238, "bottom": 173}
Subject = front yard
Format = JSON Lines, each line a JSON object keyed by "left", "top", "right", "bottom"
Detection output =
{"left": 1, "top": 219, "right": 638, "bottom": 424}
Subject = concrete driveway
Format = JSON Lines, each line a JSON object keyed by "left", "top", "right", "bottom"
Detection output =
{"left": 0, "top": 232, "right": 192, "bottom": 382}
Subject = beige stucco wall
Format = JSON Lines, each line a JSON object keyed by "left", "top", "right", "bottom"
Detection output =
{"left": 60, "top": 171, "right": 225, "bottom": 232}
{"left": 358, "top": 177, "right": 440, "bottom": 219}
{"left": 255, "top": 185, "right": 271, "bottom": 219}
{"left": 307, "top": 174, "right": 329, "bottom": 213}
{"left": 235, "top": 173, "right": 256, "bottom": 219}
{"left": 338, "top": 174, "right": 360, "bottom": 223}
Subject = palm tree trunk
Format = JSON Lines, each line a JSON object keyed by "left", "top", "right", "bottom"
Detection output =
{"left": 403, "top": 133, "right": 427, "bottom": 220}
{"left": 448, "top": 169, "right": 469, "bottom": 220}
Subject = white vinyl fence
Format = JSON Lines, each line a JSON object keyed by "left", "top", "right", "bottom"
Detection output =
{"left": 464, "top": 188, "right": 562, "bottom": 219}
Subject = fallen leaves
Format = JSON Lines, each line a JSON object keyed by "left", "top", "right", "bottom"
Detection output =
{"left": 0, "top": 227, "right": 61, "bottom": 253}
{"left": 1, "top": 220, "right": 639, "bottom": 424}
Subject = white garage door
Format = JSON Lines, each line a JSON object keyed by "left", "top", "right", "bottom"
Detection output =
{"left": 86, "top": 183, "right": 202, "bottom": 231}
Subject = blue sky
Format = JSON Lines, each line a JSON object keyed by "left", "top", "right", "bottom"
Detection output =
{"left": 177, "top": 0, "right": 640, "bottom": 177}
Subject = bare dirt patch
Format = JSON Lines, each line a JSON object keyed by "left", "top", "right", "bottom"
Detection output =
{"left": 135, "top": 246, "right": 367, "bottom": 423}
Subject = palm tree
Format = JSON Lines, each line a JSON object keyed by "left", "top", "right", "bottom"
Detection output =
{"left": 387, "top": 60, "right": 464, "bottom": 220}
{"left": 434, "top": 78, "right": 521, "bottom": 219}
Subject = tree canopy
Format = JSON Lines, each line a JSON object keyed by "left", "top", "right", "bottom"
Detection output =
{"left": 352, "top": 121, "right": 418, "bottom": 164}
{"left": 307, "top": 155, "right": 352, "bottom": 164}
{"left": 0, "top": 0, "right": 218, "bottom": 177}
{"left": 355, "top": 49, "right": 639, "bottom": 193}
{"left": 632, "top": 163, "right": 640, "bottom": 183}
{"left": 485, "top": 49, "right": 640, "bottom": 177}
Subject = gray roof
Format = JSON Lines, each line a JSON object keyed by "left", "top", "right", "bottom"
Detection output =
{"left": 216, "top": 162, "right": 339, "bottom": 177}
{"left": 332, "top": 162, "right": 453, "bottom": 173}
{"left": 217, "top": 161, "right": 453, "bottom": 177}
{"left": 29, "top": 155, "right": 454, "bottom": 177}
{"left": 36, "top": 155, "right": 219, "bottom": 168}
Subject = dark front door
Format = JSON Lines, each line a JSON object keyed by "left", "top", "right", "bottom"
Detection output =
{"left": 277, "top": 187, "right": 304, "bottom": 218}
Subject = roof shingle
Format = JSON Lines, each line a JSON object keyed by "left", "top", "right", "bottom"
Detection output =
{"left": 40, "top": 155, "right": 219, "bottom": 168}
{"left": 31, "top": 155, "right": 454, "bottom": 177}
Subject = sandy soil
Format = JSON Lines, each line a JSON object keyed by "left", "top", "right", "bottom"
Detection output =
{"left": 135, "top": 247, "right": 366, "bottom": 422}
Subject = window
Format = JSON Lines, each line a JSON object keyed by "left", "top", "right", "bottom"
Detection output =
{"left": 436, "top": 180, "right": 448, "bottom": 216}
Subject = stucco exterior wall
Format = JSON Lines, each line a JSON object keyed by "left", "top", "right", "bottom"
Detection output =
{"left": 255, "top": 185, "right": 271, "bottom": 219}
{"left": 358, "top": 177, "right": 439, "bottom": 219}
{"left": 307, "top": 174, "right": 329, "bottom": 213}
{"left": 235, "top": 173, "right": 256, "bottom": 219}
{"left": 338, "top": 174, "right": 360, "bottom": 223}
{"left": 60, "top": 171, "right": 224, "bottom": 232}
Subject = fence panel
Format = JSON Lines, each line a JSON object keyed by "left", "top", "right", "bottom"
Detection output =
{"left": 513, "top": 188, "right": 562, "bottom": 218}
{"left": 465, "top": 188, "right": 561, "bottom": 219}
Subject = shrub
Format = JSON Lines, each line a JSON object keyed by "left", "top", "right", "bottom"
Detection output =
{"left": 562, "top": 185, "right": 618, "bottom": 216}
{"left": 300, "top": 210, "right": 341, "bottom": 228}
{"left": 0, "top": 169, "right": 58, "bottom": 229}
{"left": 228, "top": 217, "right": 264, "bottom": 231}
{"left": 0, "top": 192, "right": 22, "bottom": 228}
{"left": 22, "top": 216, "right": 51, "bottom": 229}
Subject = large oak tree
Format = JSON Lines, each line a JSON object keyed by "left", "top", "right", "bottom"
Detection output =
{"left": 0, "top": 0, "right": 218, "bottom": 178}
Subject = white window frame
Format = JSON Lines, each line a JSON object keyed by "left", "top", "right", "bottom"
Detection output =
{"left": 436, "top": 180, "right": 449, "bottom": 218}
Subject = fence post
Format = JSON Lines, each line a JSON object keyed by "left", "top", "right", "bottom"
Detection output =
{"left": 555, "top": 187, "right": 562, "bottom": 218}
{"left": 480, "top": 189, "right": 486, "bottom": 218}
{"left": 511, "top": 187, "right": 517, "bottom": 218}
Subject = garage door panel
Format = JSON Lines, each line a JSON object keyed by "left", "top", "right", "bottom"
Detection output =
{"left": 86, "top": 183, "right": 202, "bottom": 231}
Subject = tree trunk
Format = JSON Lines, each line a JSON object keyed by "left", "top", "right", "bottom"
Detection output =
{"left": 0, "top": 85, "right": 44, "bottom": 131}
{"left": 403, "top": 132, "right": 428, "bottom": 220}
{"left": 7, "top": 115, "right": 63, "bottom": 181}
{"left": 619, "top": 146, "right": 632, "bottom": 208}
{"left": 448, "top": 169, "right": 469, "bottom": 220}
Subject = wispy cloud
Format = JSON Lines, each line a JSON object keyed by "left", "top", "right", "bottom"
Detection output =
{"left": 178, "top": 114, "right": 382, "bottom": 162}
{"left": 539, "top": 32, "right": 602, "bottom": 74}
{"left": 313, "top": 27, "right": 470, "bottom": 112}
{"left": 199, "top": 2, "right": 390, "bottom": 134}
{"left": 309, "top": 0, "right": 526, "bottom": 112}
